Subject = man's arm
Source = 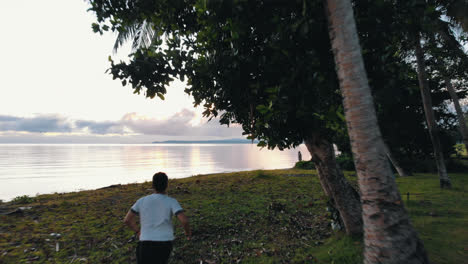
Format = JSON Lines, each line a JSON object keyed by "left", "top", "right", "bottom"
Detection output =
{"left": 123, "top": 210, "right": 140, "bottom": 237}
{"left": 176, "top": 212, "right": 191, "bottom": 240}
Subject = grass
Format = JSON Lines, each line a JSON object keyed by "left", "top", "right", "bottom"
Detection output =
{"left": 0, "top": 169, "right": 467, "bottom": 263}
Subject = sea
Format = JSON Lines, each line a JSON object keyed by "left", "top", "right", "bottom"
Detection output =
{"left": 0, "top": 144, "right": 310, "bottom": 201}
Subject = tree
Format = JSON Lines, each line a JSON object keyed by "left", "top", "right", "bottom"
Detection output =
{"left": 335, "top": 0, "right": 459, "bottom": 177}
{"left": 423, "top": 11, "right": 468, "bottom": 159}
{"left": 414, "top": 36, "right": 451, "bottom": 188}
{"left": 325, "top": 0, "right": 429, "bottom": 262}
{"left": 383, "top": 142, "right": 411, "bottom": 177}
{"left": 89, "top": 0, "right": 363, "bottom": 235}
{"left": 409, "top": 0, "right": 468, "bottom": 186}
{"left": 445, "top": 78, "right": 468, "bottom": 152}
{"left": 385, "top": 0, "right": 468, "bottom": 187}
{"left": 88, "top": 0, "right": 465, "bottom": 236}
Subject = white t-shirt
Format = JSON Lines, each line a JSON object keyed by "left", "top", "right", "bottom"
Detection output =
{"left": 131, "top": 193, "right": 183, "bottom": 241}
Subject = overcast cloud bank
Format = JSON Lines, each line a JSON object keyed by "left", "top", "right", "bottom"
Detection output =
{"left": 0, "top": 110, "right": 243, "bottom": 143}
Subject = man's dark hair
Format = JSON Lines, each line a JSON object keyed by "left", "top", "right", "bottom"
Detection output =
{"left": 153, "top": 172, "right": 168, "bottom": 192}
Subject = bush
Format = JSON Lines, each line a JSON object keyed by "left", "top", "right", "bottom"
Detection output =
{"left": 447, "top": 158, "right": 468, "bottom": 173}
{"left": 454, "top": 144, "right": 467, "bottom": 157}
{"left": 398, "top": 158, "right": 468, "bottom": 174}
{"left": 294, "top": 154, "right": 356, "bottom": 171}
{"left": 399, "top": 158, "right": 439, "bottom": 173}
{"left": 294, "top": 160, "right": 315, "bottom": 170}
{"left": 336, "top": 153, "right": 355, "bottom": 171}
{"left": 11, "top": 195, "right": 35, "bottom": 204}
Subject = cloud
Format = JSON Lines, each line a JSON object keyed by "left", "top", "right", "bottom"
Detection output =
{"left": 120, "top": 109, "right": 243, "bottom": 137}
{"left": 75, "top": 120, "right": 124, "bottom": 134}
{"left": 0, "top": 114, "right": 72, "bottom": 133}
{"left": 121, "top": 109, "right": 196, "bottom": 136}
{"left": 0, "top": 115, "right": 20, "bottom": 122}
{"left": 0, "top": 110, "right": 244, "bottom": 141}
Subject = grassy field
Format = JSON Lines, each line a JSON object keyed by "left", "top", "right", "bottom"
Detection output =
{"left": 0, "top": 169, "right": 467, "bottom": 263}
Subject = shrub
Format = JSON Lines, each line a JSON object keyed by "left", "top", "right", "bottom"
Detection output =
{"left": 294, "top": 154, "right": 356, "bottom": 171}
{"left": 454, "top": 144, "right": 467, "bottom": 157}
{"left": 446, "top": 158, "right": 468, "bottom": 173}
{"left": 398, "top": 158, "right": 468, "bottom": 174}
{"left": 294, "top": 160, "right": 315, "bottom": 170}
{"left": 400, "top": 158, "right": 437, "bottom": 173}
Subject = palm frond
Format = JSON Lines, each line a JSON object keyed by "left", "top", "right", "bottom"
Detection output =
{"left": 131, "top": 20, "right": 156, "bottom": 51}
{"left": 445, "top": 0, "right": 468, "bottom": 32}
{"left": 113, "top": 23, "right": 140, "bottom": 53}
{"left": 113, "top": 20, "right": 156, "bottom": 53}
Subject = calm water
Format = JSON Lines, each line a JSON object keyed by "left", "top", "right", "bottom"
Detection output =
{"left": 0, "top": 144, "right": 310, "bottom": 201}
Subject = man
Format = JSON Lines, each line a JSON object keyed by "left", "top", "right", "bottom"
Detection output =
{"left": 124, "top": 172, "right": 191, "bottom": 264}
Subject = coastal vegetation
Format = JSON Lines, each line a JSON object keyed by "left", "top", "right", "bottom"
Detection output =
{"left": 1, "top": 169, "right": 467, "bottom": 263}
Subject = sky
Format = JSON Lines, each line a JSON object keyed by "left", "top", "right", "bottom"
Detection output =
{"left": 0, "top": 0, "right": 243, "bottom": 143}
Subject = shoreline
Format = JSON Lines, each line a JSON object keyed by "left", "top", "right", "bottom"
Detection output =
{"left": 0, "top": 168, "right": 295, "bottom": 203}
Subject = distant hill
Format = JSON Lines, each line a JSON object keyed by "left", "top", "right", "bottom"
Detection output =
{"left": 152, "top": 138, "right": 258, "bottom": 144}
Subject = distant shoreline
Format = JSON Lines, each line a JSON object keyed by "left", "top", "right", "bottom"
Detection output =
{"left": 152, "top": 139, "right": 259, "bottom": 144}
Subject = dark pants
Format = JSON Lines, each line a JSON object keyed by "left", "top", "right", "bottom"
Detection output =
{"left": 136, "top": 241, "right": 173, "bottom": 264}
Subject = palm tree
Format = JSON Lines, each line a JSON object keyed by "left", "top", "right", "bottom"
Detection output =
{"left": 383, "top": 142, "right": 411, "bottom": 177}
{"left": 446, "top": 78, "right": 468, "bottom": 153}
{"left": 414, "top": 36, "right": 452, "bottom": 189}
{"left": 325, "top": 0, "right": 429, "bottom": 263}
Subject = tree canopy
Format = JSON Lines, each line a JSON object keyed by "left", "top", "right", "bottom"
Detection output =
{"left": 89, "top": 0, "right": 467, "bottom": 162}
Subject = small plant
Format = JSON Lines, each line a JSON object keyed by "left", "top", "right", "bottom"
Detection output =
{"left": 11, "top": 195, "right": 35, "bottom": 204}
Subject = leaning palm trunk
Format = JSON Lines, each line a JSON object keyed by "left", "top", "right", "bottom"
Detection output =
{"left": 325, "top": 0, "right": 429, "bottom": 263}
{"left": 383, "top": 142, "right": 411, "bottom": 177}
{"left": 304, "top": 133, "right": 362, "bottom": 236}
{"left": 445, "top": 77, "right": 468, "bottom": 153}
{"left": 414, "top": 37, "right": 451, "bottom": 189}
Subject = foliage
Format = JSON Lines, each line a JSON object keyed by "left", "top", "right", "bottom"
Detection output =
{"left": 454, "top": 143, "right": 467, "bottom": 157}
{"left": 1, "top": 170, "right": 467, "bottom": 263}
{"left": 88, "top": 0, "right": 466, "bottom": 162}
{"left": 86, "top": 0, "right": 367, "bottom": 150}
{"left": 351, "top": 0, "right": 465, "bottom": 163}
{"left": 294, "top": 160, "right": 315, "bottom": 170}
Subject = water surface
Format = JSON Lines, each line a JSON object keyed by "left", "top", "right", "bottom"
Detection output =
{"left": 0, "top": 144, "right": 310, "bottom": 201}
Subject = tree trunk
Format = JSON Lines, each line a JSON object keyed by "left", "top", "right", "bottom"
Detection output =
{"left": 383, "top": 142, "right": 411, "bottom": 177}
{"left": 445, "top": 77, "right": 468, "bottom": 153}
{"left": 326, "top": 0, "right": 429, "bottom": 263}
{"left": 414, "top": 37, "right": 451, "bottom": 189}
{"left": 304, "top": 133, "right": 362, "bottom": 236}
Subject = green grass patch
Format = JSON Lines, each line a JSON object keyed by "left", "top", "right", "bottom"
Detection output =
{"left": 0, "top": 169, "right": 467, "bottom": 263}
